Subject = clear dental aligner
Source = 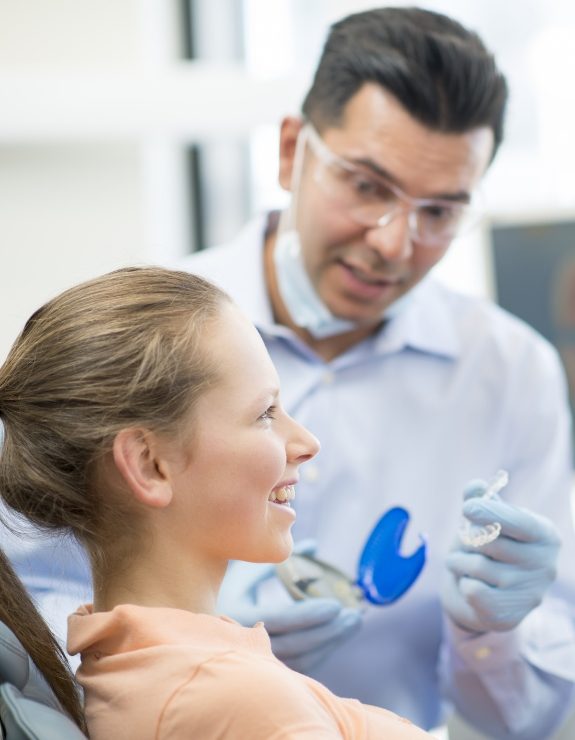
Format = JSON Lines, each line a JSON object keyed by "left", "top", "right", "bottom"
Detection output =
{"left": 458, "top": 470, "right": 509, "bottom": 548}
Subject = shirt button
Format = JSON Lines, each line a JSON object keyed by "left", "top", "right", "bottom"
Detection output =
{"left": 304, "top": 465, "right": 320, "bottom": 483}
{"left": 322, "top": 371, "right": 335, "bottom": 384}
{"left": 474, "top": 646, "right": 492, "bottom": 660}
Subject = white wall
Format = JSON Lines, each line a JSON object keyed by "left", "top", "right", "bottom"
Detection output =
{"left": 0, "top": 142, "right": 145, "bottom": 351}
{"left": 0, "top": 0, "right": 141, "bottom": 356}
{"left": 0, "top": 0, "right": 139, "bottom": 68}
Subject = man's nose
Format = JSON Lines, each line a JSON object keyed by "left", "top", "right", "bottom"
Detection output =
{"left": 364, "top": 209, "right": 413, "bottom": 262}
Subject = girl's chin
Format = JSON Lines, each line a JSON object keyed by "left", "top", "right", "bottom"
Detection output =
{"left": 242, "top": 540, "right": 293, "bottom": 565}
{"left": 267, "top": 537, "right": 294, "bottom": 564}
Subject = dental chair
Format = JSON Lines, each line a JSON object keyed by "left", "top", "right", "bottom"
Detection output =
{"left": 0, "top": 621, "right": 86, "bottom": 739}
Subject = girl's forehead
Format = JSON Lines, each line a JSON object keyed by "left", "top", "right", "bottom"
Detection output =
{"left": 203, "top": 305, "right": 278, "bottom": 389}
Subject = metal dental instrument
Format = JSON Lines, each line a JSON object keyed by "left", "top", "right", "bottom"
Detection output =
{"left": 276, "top": 555, "right": 365, "bottom": 608}
{"left": 276, "top": 507, "right": 427, "bottom": 609}
{"left": 458, "top": 469, "right": 509, "bottom": 548}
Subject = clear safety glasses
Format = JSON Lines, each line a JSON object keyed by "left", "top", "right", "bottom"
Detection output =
{"left": 304, "top": 123, "right": 483, "bottom": 248}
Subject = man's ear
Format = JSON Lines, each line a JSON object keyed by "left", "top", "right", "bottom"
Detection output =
{"left": 112, "top": 428, "right": 173, "bottom": 509}
{"left": 278, "top": 116, "right": 304, "bottom": 191}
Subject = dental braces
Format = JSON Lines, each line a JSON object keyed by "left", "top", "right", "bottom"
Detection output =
{"left": 458, "top": 470, "right": 509, "bottom": 548}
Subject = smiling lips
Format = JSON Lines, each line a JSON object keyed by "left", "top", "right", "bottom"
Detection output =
{"left": 269, "top": 485, "right": 296, "bottom": 505}
{"left": 340, "top": 259, "right": 401, "bottom": 288}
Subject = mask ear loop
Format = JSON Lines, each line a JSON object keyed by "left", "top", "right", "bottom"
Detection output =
{"left": 276, "top": 122, "right": 310, "bottom": 239}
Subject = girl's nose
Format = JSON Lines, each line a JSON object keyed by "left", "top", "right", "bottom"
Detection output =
{"left": 287, "top": 418, "right": 320, "bottom": 464}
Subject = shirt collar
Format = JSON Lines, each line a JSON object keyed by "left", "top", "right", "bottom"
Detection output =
{"left": 372, "top": 278, "right": 461, "bottom": 360}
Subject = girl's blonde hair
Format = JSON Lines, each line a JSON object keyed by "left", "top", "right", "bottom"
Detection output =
{"left": 0, "top": 266, "right": 230, "bottom": 728}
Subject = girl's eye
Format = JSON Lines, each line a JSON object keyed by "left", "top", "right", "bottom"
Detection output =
{"left": 259, "top": 405, "right": 277, "bottom": 423}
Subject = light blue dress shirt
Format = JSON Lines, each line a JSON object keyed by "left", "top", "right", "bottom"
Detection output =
{"left": 180, "top": 215, "right": 575, "bottom": 738}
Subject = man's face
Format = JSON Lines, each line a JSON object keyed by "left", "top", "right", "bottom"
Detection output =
{"left": 279, "top": 83, "right": 494, "bottom": 325}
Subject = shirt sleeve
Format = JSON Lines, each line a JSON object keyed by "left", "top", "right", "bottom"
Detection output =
{"left": 441, "top": 616, "right": 574, "bottom": 738}
{"left": 439, "top": 336, "right": 575, "bottom": 739}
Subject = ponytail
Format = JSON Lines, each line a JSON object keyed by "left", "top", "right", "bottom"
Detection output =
{"left": 0, "top": 549, "right": 85, "bottom": 730}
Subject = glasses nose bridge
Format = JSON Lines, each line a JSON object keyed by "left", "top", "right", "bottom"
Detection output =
{"left": 375, "top": 196, "right": 420, "bottom": 235}
{"left": 372, "top": 171, "right": 419, "bottom": 217}
{"left": 367, "top": 208, "right": 415, "bottom": 260}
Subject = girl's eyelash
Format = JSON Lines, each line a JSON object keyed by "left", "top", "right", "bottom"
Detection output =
{"left": 260, "top": 405, "right": 277, "bottom": 421}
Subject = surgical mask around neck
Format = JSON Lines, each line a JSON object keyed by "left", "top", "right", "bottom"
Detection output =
{"left": 273, "top": 229, "right": 358, "bottom": 339}
{"left": 272, "top": 228, "right": 413, "bottom": 338}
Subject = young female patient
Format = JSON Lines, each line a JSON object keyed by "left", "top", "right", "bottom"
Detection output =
{"left": 0, "top": 267, "right": 429, "bottom": 738}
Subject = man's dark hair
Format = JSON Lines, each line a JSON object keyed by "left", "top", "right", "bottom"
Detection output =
{"left": 302, "top": 7, "right": 508, "bottom": 157}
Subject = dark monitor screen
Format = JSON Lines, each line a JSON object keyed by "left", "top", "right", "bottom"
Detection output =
{"left": 490, "top": 218, "right": 575, "bottom": 459}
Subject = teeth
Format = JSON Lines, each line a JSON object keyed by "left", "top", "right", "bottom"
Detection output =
{"left": 269, "top": 485, "right": 295, "bottom": 504}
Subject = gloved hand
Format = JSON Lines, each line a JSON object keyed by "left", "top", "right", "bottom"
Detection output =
{"left": 217, "top": 540, "right": 362, "bottom": 673}
{"left": 442, "top": 480, "right": 561, "bottom": 633}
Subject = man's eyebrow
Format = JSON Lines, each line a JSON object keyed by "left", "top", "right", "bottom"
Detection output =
{"left": 349, "top": 156, "right": 471, "bottom": 203}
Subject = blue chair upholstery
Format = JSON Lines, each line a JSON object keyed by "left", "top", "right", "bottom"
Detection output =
{"left": 0, "top": 621, "right": 86, "bottom": 739}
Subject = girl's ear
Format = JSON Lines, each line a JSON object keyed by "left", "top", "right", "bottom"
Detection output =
{"left": 278, "top": 116, "right": 304, "bottom": 191}
{"left": 112, "top": 428, "right": 173, "bottom": 509}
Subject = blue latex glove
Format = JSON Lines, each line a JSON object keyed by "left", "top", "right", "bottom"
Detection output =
{"left": 217, "top": 540, "right": 362, "bottom": 673}
{"left": 442, "top": 480, "right": 561, "bottom": 633}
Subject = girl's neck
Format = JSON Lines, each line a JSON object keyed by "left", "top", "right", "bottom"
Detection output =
{"left": 92, "top": 546, "right": 226, "bottom": 616}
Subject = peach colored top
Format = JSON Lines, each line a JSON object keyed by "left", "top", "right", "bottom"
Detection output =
{"left": 68, "top": 604, "right": 430, "bottom": 739}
